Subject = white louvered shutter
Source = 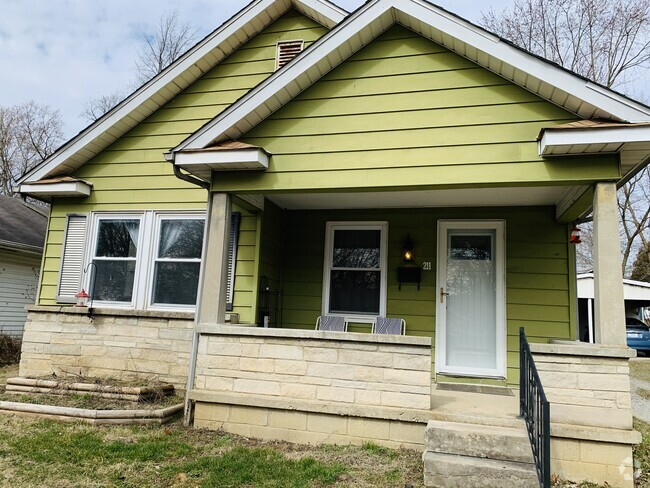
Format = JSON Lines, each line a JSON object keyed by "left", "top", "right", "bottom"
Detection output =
{"left": 57, "top": 214, "right": 88, "bottom": 303}
{"left": 275, "top": 40, "right": 304, "bottom": 70}
{"left": 226, "top": 212, "right": 241, "bottom": 311}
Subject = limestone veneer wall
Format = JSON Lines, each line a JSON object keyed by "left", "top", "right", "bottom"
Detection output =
{"left": 20, "top": 306, "right": 194, "bottom": 387}
{"left": 531, "top": 342, "right": 640, "bottom": 488}
{"left": 190, "top": 326, "right": 432, "bottom": 448}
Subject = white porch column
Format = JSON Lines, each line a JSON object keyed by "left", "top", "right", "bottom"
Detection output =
{"left": 198, "top": 192, "right": 232, "bottom": 325}
{"left": 592, "top": 182, "right": 626, "bottom": 345}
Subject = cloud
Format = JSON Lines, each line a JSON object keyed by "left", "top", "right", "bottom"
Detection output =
{"left": 0, "top": 0, "right": 509, "bottom": 138}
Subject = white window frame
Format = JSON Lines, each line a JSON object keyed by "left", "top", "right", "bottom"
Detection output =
{"left": 147, "top": 213, "right": 205, "bottom": 312}
{"left": 322, "top": 221, "right": 388, "bottom": 320}
{"left": 86, "top": 213, "right": 145, "bottom": 309}
{"left": 83, "top": 210, "right": 205, "bottom": 311}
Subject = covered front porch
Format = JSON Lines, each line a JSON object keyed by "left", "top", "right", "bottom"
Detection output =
{"left": 197, "top": 182, "right": 626, "bottom": 385}
{"left": 187, "top": 181, "right": 636, "bottom": 487}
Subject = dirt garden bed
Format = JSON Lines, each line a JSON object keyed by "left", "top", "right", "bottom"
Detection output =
{"left": 0, "top": 372, "right": 183, "bottom": 424}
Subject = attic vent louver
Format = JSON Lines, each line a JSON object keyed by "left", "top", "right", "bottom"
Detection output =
{"left": 275, "top": 40, "right": 304, "bottom": 70}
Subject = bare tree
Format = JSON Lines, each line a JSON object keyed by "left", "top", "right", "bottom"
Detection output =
{"left": 135, "top": 11, "right": 197, "bottom": 84}
{"left": 81, "top": 12, "right": 197, "bottom": 123}
{"left": 482, "top": 0, "right": 650, "bottom": 89}
{"left": 482, "top": 0, "right": 650, "bottom": 276}
{"left": 80, "top": 92, "right": 124, "bottom": 123}
{"left": 0, "top": 101, "right": 64, "bottom": 195}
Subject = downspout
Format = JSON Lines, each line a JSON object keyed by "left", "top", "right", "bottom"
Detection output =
{"left": 166, "top": 152, "right": 210, "bottom": 425}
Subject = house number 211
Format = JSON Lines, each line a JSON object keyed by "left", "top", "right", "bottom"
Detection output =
{"left": 422, "top": 262, "right": 432, "bottom": 271}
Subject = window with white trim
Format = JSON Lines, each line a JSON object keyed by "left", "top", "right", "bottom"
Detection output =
{"left": 150, "top": 216, "right": 204, "bottom": 307}
{"left": 82, "top": 211, "right": 206, "bottom": 311}
{"left": 323, "top": 222, "right": 388, "bottom": 317}
{"left": 91, "top": 217, "right": 142, "bottom": 305}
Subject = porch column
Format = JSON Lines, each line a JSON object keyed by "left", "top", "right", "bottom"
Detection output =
{"left": 592, "top": 182, "right": 626, "bottom": 345}
{"left": 198, "top": 192, "right": 232, "bottom": 324}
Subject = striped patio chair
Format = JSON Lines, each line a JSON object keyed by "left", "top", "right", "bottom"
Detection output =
{"left": 372, "top": 317, "right": 406, "bottom": 335}
{"left": 315, "top": 315, "right": 348, "bottom": 332}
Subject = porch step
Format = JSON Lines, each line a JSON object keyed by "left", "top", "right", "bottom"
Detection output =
{"left": 425, "top": 420, "right": 534, "bottom": 464}
{"left": 423, "top": 451, "right": 539, "bottom": 488}
{"left": 423, "top": 419, "right": 538, "bottom": 487}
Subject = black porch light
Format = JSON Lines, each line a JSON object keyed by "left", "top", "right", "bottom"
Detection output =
{"left": 402, "top": 234, "right": 415, "bottom": 262}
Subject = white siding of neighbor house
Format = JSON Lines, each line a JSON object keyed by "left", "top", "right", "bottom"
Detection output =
{"left": 0, "top": 252, "right": 41, "bottom": 337}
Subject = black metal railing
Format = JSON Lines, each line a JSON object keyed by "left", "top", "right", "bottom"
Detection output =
{"left": 519, "top": 327, "right": 551, "bottom": 488}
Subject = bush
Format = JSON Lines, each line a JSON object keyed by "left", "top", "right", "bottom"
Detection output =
{"left": 0, "top": 334, "right": 22, "bottom": 366}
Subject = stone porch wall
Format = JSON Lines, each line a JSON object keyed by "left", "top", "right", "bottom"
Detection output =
{"left": 190, "top": 326, "right": 432, "bottom": 448}
{"left": 19, "top": 306, "right": 195, "bottom": 387}
{"left": 531, "top": 342, "right": 640, "bottom": 488}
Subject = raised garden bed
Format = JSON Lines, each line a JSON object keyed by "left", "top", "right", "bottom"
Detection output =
{"left": 5, "top": 377, "right": 174, "bottom": 401}
{"left": 0, "top": 376, "right": 183, "bottom": 425}
{"left": 0, "top": 401, "right": 183, "bottom": 425}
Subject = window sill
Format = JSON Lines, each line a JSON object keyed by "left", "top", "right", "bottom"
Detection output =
{"left": 28, "top": 305, "right": 195, "bottom": 321}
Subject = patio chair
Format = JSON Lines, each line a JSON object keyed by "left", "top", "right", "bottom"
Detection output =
{"left": 372, "top": 317, "right": 406, "bottom": 335}
{"left": 315, "top": 315, "right": 348, "bottom": 332}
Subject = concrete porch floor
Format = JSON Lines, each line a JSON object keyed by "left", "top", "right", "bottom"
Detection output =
{"left": 429, "top": 383, "right": 522, "bottom": 428}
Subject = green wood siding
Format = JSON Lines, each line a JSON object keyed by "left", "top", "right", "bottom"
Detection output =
{"left": 38, "top": 10, "right": 328, "bottom": 305}
{"left": 208, "top": 25, "right": 619, "bottom": 193}
{"left": 279, "top": 206, "right": 573, "bottom": 384}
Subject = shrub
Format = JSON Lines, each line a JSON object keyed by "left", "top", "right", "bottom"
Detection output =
{"left": 0, "top": 334, "right": 22, "bottom": 366}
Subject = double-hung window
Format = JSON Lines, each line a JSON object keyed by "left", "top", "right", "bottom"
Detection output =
{"left": 91, "top": 217, "right": 142, "bottom": 305}
{"left": 150, "top": 216, "right": 204, "bottom": 308}
{"left": 84, "top": 211, "right": 205, "bottom": 310}
{"left": 323, "top": 222, "right": 388, "bottom": 318}
{"left": 58, "top": 210, "right": 243, "bottom": 312}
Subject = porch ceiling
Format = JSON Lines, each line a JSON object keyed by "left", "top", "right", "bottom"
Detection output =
{"left": 266, "top": 186, "right": 569, "bottom": 210}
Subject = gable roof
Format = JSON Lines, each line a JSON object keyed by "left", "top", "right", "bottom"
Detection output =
{"left": 17, "top": 0, "right": 346, "bottom": 186}
{"left": 170, "top": 0, "right": 650, "bottom": 157}
{"left": 0, "top": 195, "right": 48, "bottom": 253}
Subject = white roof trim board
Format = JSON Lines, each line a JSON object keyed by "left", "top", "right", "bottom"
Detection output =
{"left": 539, "top": 126, "right": 650, "bottom": 155}
{"left": 577, "top": 273, "right": 650, "bottom": 302}
{"left": 175, "top": 148, "right": 270, "bottom": 180}
{"left": 17, "top": 0, "right": 346, "bottom": 185}
{"left": 170, "top": 0, "right": 650, "bottom": 158}
{"left": 19, "top": 181, "right": 92, "bottom": 200}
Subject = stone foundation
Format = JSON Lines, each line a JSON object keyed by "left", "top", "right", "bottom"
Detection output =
{"left": 531, "top": 342, "right": 640, "bottom": 488}
{"left": 190, "top": 326, "right": 432, "bottom": 448}
{"left": 19, "top": 306, "right": 195, "bottom": 387}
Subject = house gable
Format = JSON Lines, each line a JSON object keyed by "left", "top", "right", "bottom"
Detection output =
{"left": 37, "top": 10, "right": 330, "bottom": 310}
{"left": 203, "top": 25, "right": 619, "bottom": 194}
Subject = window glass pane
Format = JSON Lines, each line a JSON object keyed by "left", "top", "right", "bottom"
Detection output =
{"left": 449, "top": 235, "right": 492, "bottom": 261}
{"left": 158, "top": 219, "right": 204, "bottom": 259}
{"left": 329, "top": 270, "right": 380, "bottom": 314}
{"left": 91, "top": 260, "right": 136, "bottom": 302}
{"left": 332, "top": 230, "right": 380, "bottom": 268}
{"left": 95, "top": 220, "right": 139, "bottom": 258}
{"left": 152, "top": 262, "right": 200, "bottom": 305}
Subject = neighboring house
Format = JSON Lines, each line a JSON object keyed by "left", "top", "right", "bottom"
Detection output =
{"left": 577, "top": 273, "right": 650, "bottom": 343}
{"left": 13, "top": 0, "right": 650, "bottom": 486}
{"left": 0, "top": 195, "right": 47, "bottom": 337}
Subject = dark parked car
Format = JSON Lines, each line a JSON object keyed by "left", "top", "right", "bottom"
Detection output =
{"left": 626, "top": 317, "right": 650, "bottom": 355}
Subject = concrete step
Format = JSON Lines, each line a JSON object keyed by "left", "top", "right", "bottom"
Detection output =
{"left": 425, "top": 419, "right": 534, "bottom": 464}
{"left": 423, "top": 451, "right": 539, "bottom": 488}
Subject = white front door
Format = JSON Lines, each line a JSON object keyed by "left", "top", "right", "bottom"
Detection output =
{"left": 435, "top": 221, "right": 506, "bottom": 378}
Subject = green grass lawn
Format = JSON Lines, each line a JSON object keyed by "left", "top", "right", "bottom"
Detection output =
{"left": 0, "top": 414, "right": 424, "bottom": 487}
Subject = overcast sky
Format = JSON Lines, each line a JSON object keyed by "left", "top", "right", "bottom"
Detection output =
{"left": 0, "top": 0, "right": 515, "bottom": 138}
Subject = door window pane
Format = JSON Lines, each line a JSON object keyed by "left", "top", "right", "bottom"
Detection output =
{"left": 449, "top": 235, "right": 492, "bottom": 261}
